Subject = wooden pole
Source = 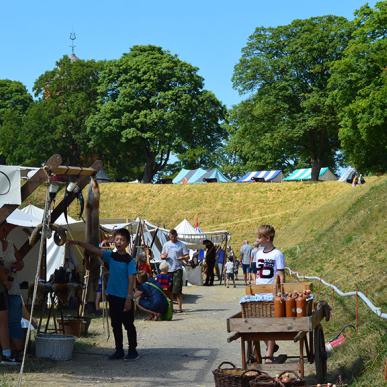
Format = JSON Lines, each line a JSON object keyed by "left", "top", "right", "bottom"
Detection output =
{"left": 355, "top": 287, "right": 359, "bottom": 333}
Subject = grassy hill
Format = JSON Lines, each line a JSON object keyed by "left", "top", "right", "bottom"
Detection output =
{"left": 28, "top": 175, "right": 387, "bottom": 385}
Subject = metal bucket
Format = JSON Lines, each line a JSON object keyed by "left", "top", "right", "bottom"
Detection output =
{"left": 35, "top": 333, "right": 75, "bottom": 360}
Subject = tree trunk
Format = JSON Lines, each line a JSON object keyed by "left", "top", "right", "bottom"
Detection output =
{"left": 142, "top": 148, "right": 157, "bottom": 183}
{"left": 311, "top": 159, "right": 321, "bottom": 181}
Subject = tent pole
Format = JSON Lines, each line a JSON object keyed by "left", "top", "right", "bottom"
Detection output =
{"left": 18, "top": 183, "right": 51, "bottom": 386}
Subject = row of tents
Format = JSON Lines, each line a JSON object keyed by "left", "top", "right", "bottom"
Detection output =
{"left": 172, "top": 167, "right": 339, "bottom": 184}
{"left": 5, "top": 206, "right": 230, "bottom": 297}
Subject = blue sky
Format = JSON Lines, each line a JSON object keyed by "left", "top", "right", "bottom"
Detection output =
{"left": 1, "top": 0, "right": 376, "bottom": 108}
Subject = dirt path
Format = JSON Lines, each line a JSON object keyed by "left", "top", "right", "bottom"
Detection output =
{"left": 4, "top": 281, "right": 316, "bottom": 386}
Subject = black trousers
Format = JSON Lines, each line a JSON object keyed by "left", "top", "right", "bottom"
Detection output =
{"left": 205, "top": 259, "right": 215, "bottom": 285}
{"left": 108, "top": 295, "right": 137, "bottom": 351}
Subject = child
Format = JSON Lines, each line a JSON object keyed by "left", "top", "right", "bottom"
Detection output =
{"left": 68, "top": 228, "right": 139, "bottom": 361}
{"left": 255, "top": 224, "right": 285, "bottom": 363}
{"left": 135, "top": 271, "right": 168, "bottom": 320}
{"left": 224, "top": 257, "right": 236, "bottom": 288}
{"left": 156, "top": 262, "right": 172, "bottom": 298}
{"left": 137, "top": 252, "right": 152, "bottom": 278}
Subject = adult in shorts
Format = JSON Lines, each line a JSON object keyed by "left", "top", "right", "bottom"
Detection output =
{"left": 240, "top": 240, "right": 252, "bottom": 286}
{"left": 160, "top": 229, "right": 189, "bottom": 313}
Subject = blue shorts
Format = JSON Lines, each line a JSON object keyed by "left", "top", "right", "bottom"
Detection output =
{"left": 8, "top": 295, "right": 23, "bottom": 340}
{"left": 242, "top": 264, "right": 251, "bottom": 274}
{"left": 250, "top": 262, "right": 257, "bottom": 274}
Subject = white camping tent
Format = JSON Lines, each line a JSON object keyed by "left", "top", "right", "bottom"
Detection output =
{"left": 339, "top": 167, "right": 357, "bottom": 183}
{"left": 6, "top": 205, "right": 82, "bottom": 282}
{"left": 175, "top": 219, "right": 198, "bottom": 235}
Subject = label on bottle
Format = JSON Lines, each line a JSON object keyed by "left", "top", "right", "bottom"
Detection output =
{"left": 296, "top": 307, "right": 303, "bottom": 314}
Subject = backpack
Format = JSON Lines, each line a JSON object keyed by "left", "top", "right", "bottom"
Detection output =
{"left": 147, "top": 282, "right": 173, "bottom": 321}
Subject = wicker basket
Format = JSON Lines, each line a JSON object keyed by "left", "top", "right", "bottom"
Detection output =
{"left": 241, "top": 302, "right": 274, "bottom": 318}
{"left": 213, "top": 362, "right": 263, "bottom": 387}
{"left": 250, "top": 370, "right": 305, "bottom": 387}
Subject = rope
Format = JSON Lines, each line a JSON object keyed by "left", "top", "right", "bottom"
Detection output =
{"left": 18, "top": 185, "right": 51, "bottom": 386}
{"left": 285, "top": 267, "right": 387, "bottom": 319}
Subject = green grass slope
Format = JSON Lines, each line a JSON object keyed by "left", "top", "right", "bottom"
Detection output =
{"left": 284, "top": 177, "right": 387, "bottom": 386}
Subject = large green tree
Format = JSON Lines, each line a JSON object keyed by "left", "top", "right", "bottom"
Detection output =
{"left": 231, "top": 16, "right": 353, "bottom": 180}
{"left": 87, "top": 45, "right": 227, "bottom": 182}
{"left": 329, "top": 1, "right": 387, "bottom": 173}
{"left": 1, "top": 56, "right": 104, "bottom": 166}
{"left": 0, "top": 80, "right": 32, "bottom": 163}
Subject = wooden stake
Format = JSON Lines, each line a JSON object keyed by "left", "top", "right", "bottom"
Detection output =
{"left": 355, "top": 287, "right": 359, "bottom": 333}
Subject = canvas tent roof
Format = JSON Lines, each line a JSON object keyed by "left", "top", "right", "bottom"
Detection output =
{"left": 339, "top": 167, "right": 357, "bottom": 182}
{"left": 172, "top": 168, "right": 231, "bottom": 184}
{"left": 175, "top": 219, "right": 197, "bottom": 235}
{"left": 283, "top": 167, "right": 337, "bottom": 181}
{"left": 237, "top": 170, "right": 282, "bottom": 183}
{"left": 96, "top": 168, "right": 111, "bottom": 182}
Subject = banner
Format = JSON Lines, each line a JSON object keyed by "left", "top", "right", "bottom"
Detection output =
{"left": 0, "top": 166, "right": 21, "bottom": 206}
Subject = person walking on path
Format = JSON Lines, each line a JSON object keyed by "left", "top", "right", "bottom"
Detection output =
{"left": 240, "top": 240, "right": 252, "bottom": 286}
{"left": 160, "top": 229, "right": 189, "bottom": 313}
{"left": 203, "top": 240, "right": 216, "bottom": 286}
{"left": 68, "top": 228, "right": 139, "bottom": 361}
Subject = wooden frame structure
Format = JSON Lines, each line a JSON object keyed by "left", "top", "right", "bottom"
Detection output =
{"left": 0, "top": 154, "right": 102, "bottom": 263}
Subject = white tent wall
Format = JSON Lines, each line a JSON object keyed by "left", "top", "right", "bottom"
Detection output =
{"left": 3, "top": 227, "right": 39, "bottom": 302}
{"left": 320, "top": 170, "right": 338, "bottom": 181}
{"left": 271, "top": 172, "right": 283, "bottom": 182}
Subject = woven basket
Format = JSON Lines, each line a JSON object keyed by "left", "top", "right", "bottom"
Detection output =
{"left": 250, "top": 371, "right": 305, "bottom": 387}
{"left": 249, "top": 374, "right": 284, "bottom": 387}
{"left": 213, "top": 362, "right": 262, "bottom": 387}
{"left": 241, "top": 302, "right": 274, "bottom": 318}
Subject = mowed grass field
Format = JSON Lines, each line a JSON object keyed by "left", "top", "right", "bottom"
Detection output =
{"left": 28, "top": 175, "right": 387, "bottom": 385}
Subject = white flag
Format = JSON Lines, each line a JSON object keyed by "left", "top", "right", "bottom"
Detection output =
{"left": 0, "top": 166, "right": 21, "bottom": 206}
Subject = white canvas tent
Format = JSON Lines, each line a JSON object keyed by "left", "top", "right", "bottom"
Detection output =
{"left": 175, "top": 219, "right": 197, "bottom": 235}
{"left": 6, "top": 205, "right": 83, "bottom": 283}
{"left": 339, "top": 167, "right": 357, "bottom": 183}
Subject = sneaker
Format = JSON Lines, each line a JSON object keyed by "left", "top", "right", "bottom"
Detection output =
{"left": 1, "top": 356, "right": 20, "bottom": 366}
{"left": 108, "top": 350, "right": 124, "bottom": 360}
{"left": 125, "top": 350, "right": 140, "bottom": 361}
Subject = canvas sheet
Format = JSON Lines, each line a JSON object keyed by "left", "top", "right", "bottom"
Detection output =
{"left": 0, "top": 166, "right": 21, "bottom": 206}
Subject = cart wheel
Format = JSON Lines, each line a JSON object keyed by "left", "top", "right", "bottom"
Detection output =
{"left": 314, "top": 324, "right": 327, "bottom": 383}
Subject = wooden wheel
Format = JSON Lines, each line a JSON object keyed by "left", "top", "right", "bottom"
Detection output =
{"left": 314, "top": 324, "right": 327, "bottom": 383}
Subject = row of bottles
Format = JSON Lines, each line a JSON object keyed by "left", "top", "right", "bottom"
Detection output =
{"left": 273, "top": 290, "right": 312, "bottom": 318}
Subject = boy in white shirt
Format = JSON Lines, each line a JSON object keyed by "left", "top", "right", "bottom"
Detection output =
{"left": 224, "top": 257, "right": 236, "bottom": 288}
{"left": 255, "top": 224, "right": 285, "bottom": 362}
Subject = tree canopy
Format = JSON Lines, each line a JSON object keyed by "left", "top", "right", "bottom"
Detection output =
{"left": 0, "top": 80, "right": 32, "bottom": 163}
{"left": 230, "top": 15, "right": 353, "bottom": 179}
{"left": 329, "top": 1, "right": 387, "bottom": 173}
{"left": 1, "top": 56, "right": 103, "bottom": 166}
{"left": 87, "top": 45, "right": 227, "bottom": 182}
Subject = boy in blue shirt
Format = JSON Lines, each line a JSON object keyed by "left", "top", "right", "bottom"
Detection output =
{"left": 68, "top": 228, "right": 138, "bottom": 360}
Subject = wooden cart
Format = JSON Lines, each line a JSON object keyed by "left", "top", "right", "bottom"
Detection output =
{"left": 227, "top": 283, "right": 330, "bottom": 384}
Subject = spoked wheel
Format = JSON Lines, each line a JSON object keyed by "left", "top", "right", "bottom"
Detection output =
{"left": 314, "top": 324, "right": 328, "bottom": 383}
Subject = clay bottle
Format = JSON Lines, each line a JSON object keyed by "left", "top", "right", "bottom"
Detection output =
{"left": 274, "top": 293, "right": 285, "bottom": 318}
{"left": 285, "top": 293, "right": 296, "bottom": 317}
{"left": 296, "top": 293, "right": 306, "bottom": 317}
